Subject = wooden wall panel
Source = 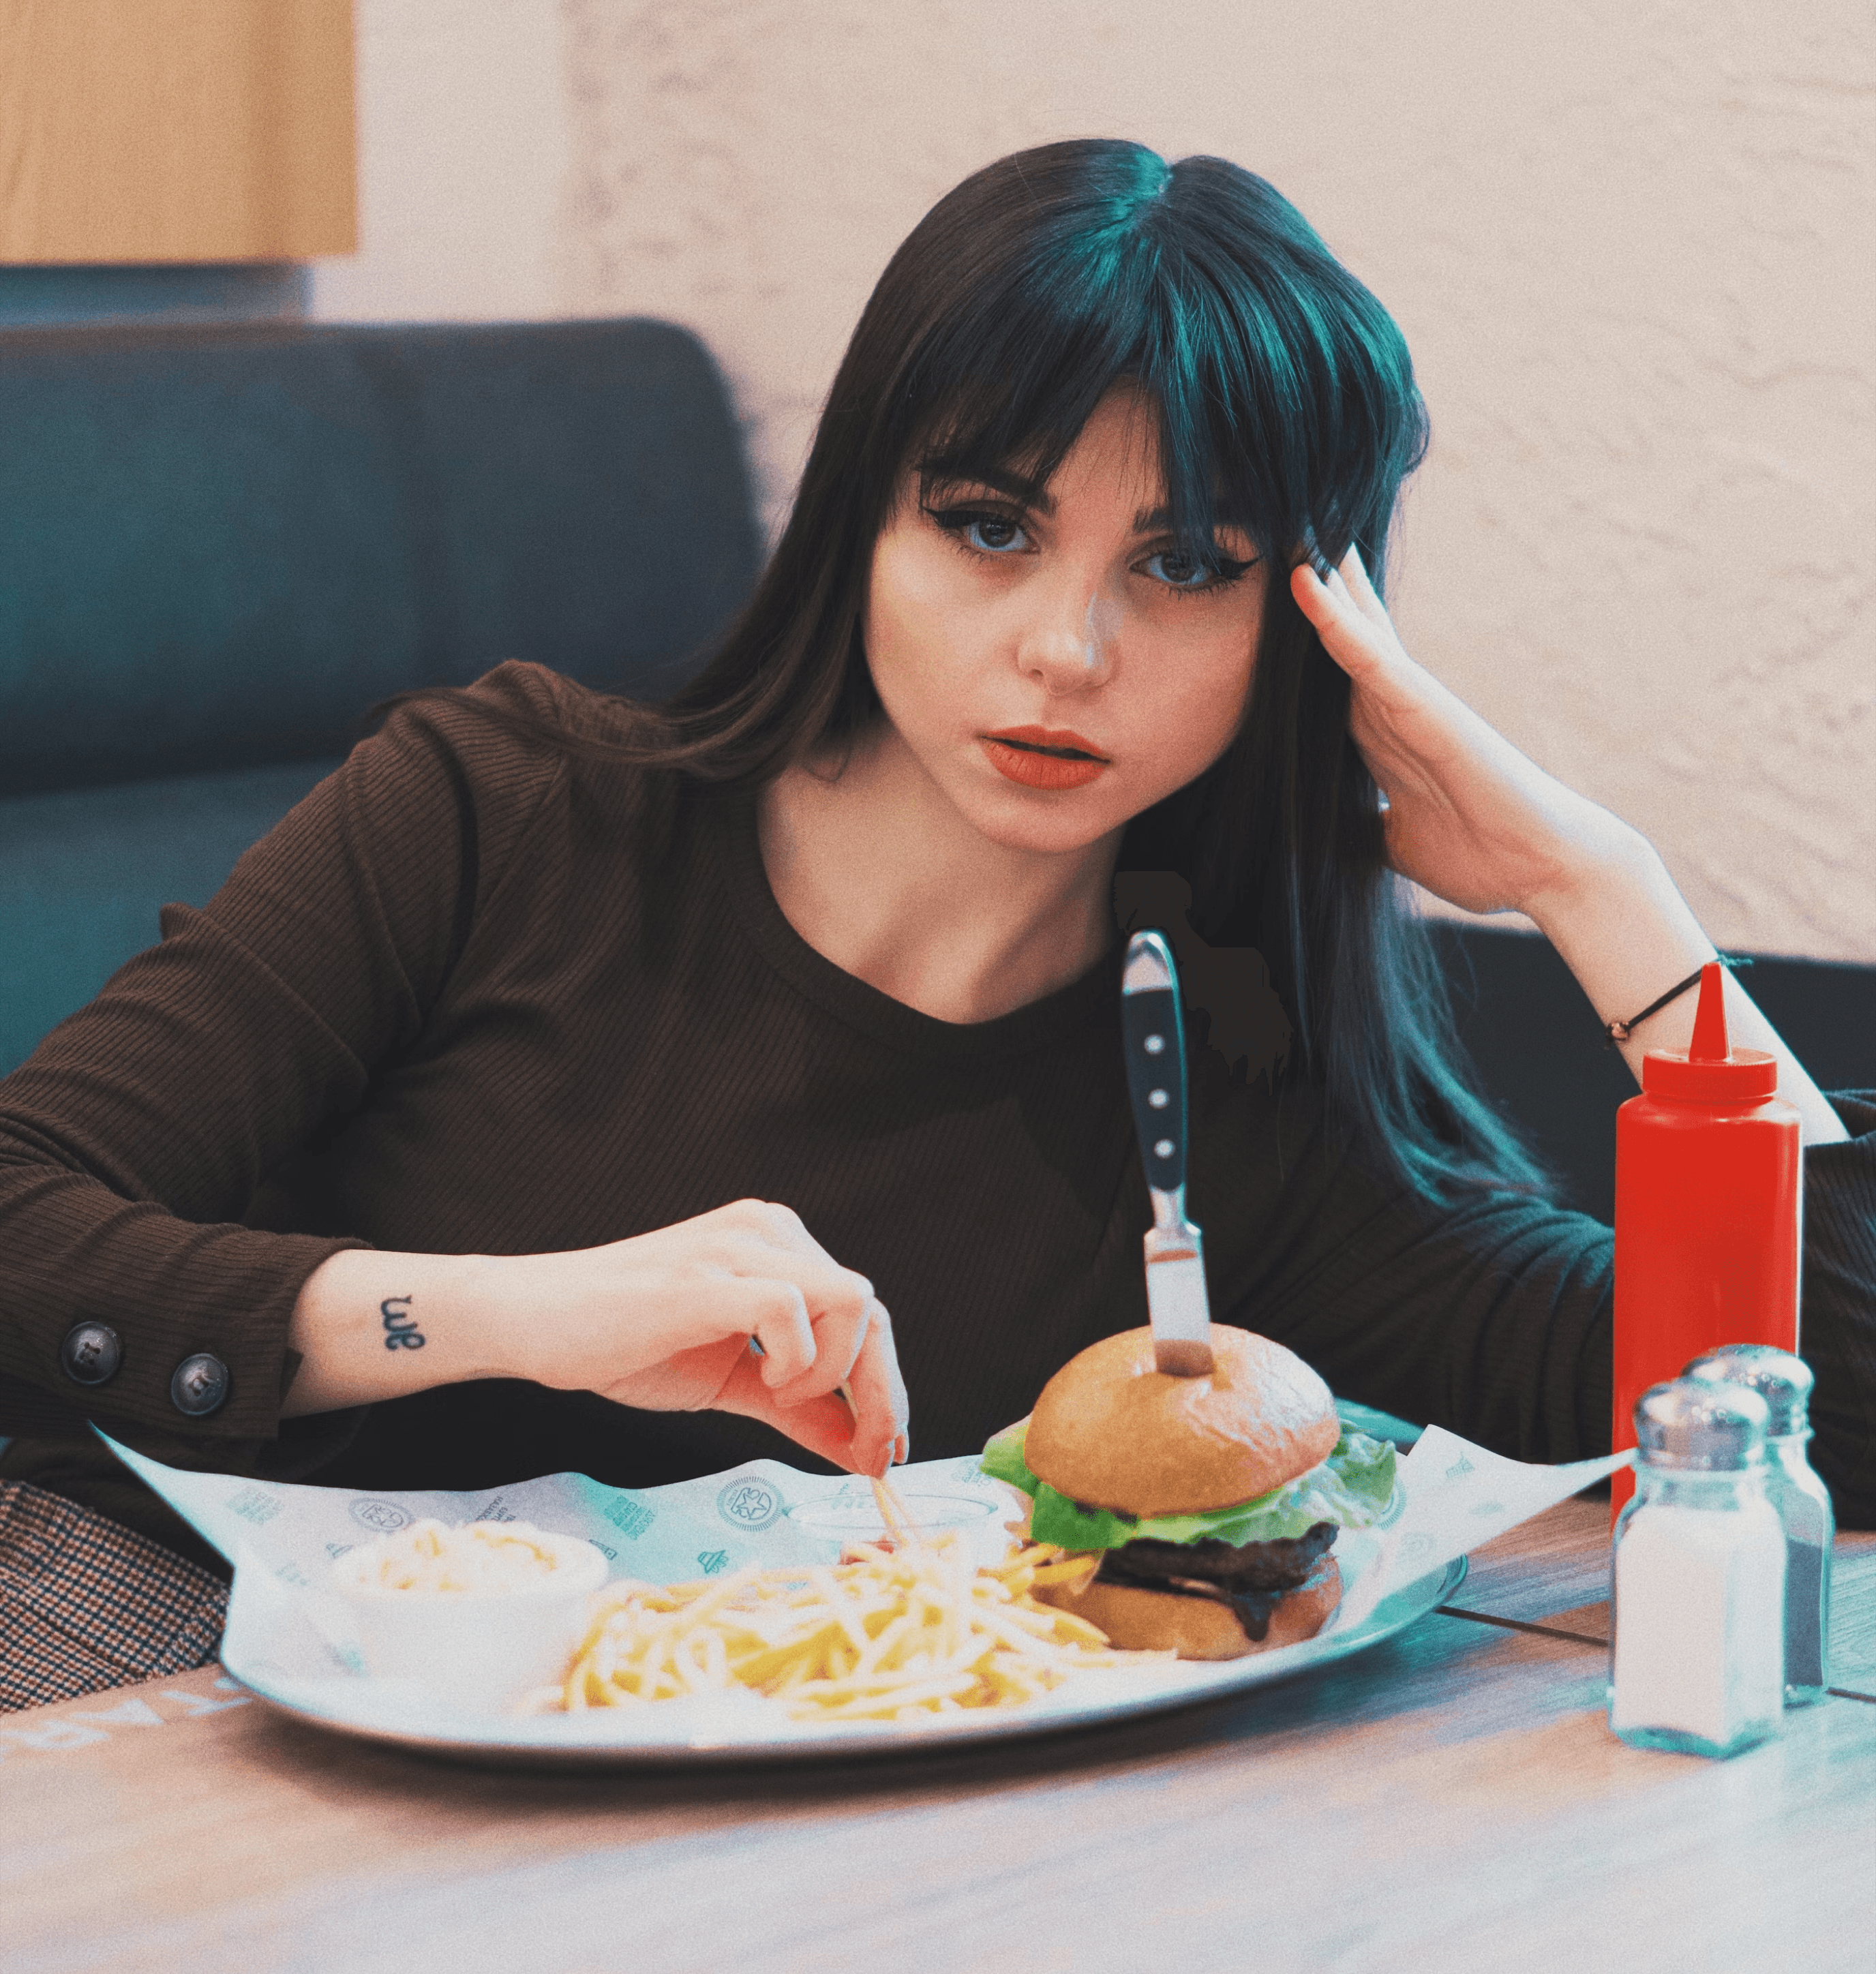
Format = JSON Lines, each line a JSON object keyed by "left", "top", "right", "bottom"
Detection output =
{"left": 0, "top": 0, "right": 356, "bottom": 263}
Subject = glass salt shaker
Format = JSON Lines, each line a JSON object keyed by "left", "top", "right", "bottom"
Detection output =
{"left": 1609, "top": 1378, "right": 1785, "bottom": 1758}
{"left": 1684, "top": 1345, "right": 1833, "bottom": 1705}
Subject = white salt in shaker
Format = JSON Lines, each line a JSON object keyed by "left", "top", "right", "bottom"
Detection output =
{"left": 1609, "top": 1378, "right": 1785, "bottom": 1758}
{"left": 1683, "top": 1345, "right": 1833, "bottom": 1705}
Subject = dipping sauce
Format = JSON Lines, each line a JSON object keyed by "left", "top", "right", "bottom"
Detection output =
{"left": 342, "top": 1518, "right": 597, "bottom": 1594}
{"left": 333, "top": 1519, "right": 611, "bottom": 1713}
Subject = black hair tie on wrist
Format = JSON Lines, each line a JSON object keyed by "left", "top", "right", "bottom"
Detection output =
{"left": 1603, "top": 954, "right": 1751, "bottom": 1048}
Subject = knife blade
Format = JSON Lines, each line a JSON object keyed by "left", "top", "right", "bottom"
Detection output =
{"left": 1120, "top": 930, "right": 1215, "bottom": 1378}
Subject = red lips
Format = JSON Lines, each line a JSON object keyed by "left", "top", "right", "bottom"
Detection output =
{"left": 982, "top": 727, "right": 1110, "bottom": 791}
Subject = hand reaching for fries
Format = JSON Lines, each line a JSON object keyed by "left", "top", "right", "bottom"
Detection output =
{"left": 287, "top": 1198, "right": 911, "bottom": 1479}
{"left": 559, "top": 1200, "right": 910, "bottom": 1478}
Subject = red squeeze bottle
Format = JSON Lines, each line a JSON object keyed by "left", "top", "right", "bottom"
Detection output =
{"left": 1610, "top": 962, "right": 1800, "bottom": 1521}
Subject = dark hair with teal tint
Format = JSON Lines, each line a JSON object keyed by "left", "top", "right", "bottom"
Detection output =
{"left": 455, "top": 139, "right": 1548, "bottom": 1204}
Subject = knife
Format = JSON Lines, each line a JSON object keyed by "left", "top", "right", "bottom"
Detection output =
{"left": 1120, "top": 930, "right": 1215, "bottom": 1378}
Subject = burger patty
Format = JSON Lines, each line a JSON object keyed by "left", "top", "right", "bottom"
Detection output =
{"left": 1093, "top": 1521, "right": 1340, "bottom": 1642}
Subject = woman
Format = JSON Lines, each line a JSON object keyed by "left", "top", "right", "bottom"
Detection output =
{"left": 2, "top": 142, "right": 1871, "bottom": 1708}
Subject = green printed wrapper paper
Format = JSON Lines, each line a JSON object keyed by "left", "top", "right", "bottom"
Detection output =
{"left": 92, "top": 1432, "right": 1017, "bottom": 1739}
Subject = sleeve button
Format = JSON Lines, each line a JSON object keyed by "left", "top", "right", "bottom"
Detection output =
{"left": 170, "top": 1353, "right": 230, "bottom": 1417}
{"left": 61, "top": 1322, "right": 123, "bottom": 1386}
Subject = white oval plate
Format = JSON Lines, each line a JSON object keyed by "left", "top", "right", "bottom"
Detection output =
{"left": 224, "top": 1553, "right": 1466, "bottom": 1771}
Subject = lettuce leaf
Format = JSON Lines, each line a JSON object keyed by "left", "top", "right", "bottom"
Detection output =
{"left": 978, "top": 1418, "right": 1396, "bottom": 1551}
{"left": 979, "top": 1419, "right": 1040, "bottom": 1496}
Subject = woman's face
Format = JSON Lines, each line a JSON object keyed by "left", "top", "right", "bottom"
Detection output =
{"left": 862, "top": 386, "right": 1269, "bottom": 859}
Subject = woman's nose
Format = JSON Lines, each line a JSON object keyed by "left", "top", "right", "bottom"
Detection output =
{"left": 1016, "top": 583, "right": 1117, "bottom": 695}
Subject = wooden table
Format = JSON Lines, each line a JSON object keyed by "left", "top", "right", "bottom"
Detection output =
{"left": 5, "top": 1501, "right": 1873, "bottom": 1974}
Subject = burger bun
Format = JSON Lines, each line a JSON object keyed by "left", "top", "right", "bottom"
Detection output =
{"left": 1025, "top": 1324, "right": 1340, "bottom": 1517}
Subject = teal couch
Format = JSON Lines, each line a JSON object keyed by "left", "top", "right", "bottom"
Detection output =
{"left": 0, "top": 318, "right": 760, "bottom": 1078}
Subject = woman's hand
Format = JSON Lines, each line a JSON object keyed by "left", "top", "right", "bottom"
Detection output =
{"left": 284, "top": 1200, "right": 911, "bottom": 1476}
{"left": 1289, "top": 547, "right": 1847, "bottom": 1144}
{"left": 1290, "top": 546, "right": 1639, "bottom": 920}
{"left": 513, "top": 1200, "right": 909, "bottom": 1476}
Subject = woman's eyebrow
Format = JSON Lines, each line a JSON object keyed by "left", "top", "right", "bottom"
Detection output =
{"left": 1131, "top": 503, "right": 1256, "bottom": 543}
{"left": 920, "top": 464, "right": 1056, "bottom": 514}
{"left": 921, "top": 472, "right": 1254, "bottom": 544}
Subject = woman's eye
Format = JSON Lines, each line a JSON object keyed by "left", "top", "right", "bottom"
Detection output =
{"left": 958, "top": 513, "right": 1027, "bottom": 555}
{"left": 1140, "top": 547, "right": 1253, "bottom": 592}
{"left": 927, "top": 504, "right": 1032, "bottom": 556}
{"left": 1143, "top": 550, "right": 1217, "bottom": 590}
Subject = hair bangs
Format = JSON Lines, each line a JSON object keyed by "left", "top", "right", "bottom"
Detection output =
{"left": 881, "top": 152, "right": 1419, "bottom": 588}
{"left": 894, "top": 241, "right": 1160, "bottom": 526}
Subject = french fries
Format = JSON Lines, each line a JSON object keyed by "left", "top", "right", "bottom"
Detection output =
{"left": 544, "top": 1534, "right": 1170, "bottom": 1724}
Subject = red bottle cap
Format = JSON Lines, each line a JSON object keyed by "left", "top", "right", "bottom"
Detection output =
{"left": 1640, "top": 961, "right": 1778, "bottom": 1102}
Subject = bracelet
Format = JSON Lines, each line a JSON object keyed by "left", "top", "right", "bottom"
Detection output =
{"left": 1602, "top": 954, "right": 1750, "bottom": 1048}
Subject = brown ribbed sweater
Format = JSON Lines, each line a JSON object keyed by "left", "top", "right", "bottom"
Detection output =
{"left": 5, "top": 663, "right": 1875, "bottom": 1562}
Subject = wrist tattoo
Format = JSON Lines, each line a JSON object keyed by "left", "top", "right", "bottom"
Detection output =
{"left": 380, "top": 1296, "right": 425, "bottom": 1351}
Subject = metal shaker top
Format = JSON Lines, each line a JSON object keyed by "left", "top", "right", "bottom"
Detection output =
{"left": 1682, "top": 1345, "right": 1814, "bottom": 1438}
{"left": 1634, "top": 1378, "right": 1770, "bottom": 1471}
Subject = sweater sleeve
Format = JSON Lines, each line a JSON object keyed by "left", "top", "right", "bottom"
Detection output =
{"left": 0, "top": 665, "right": 566, "bottom": 1465}
{"left": 1204, "top": 1081, "right": 1876, "bottom": 1527}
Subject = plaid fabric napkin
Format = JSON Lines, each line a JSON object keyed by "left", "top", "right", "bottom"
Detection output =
{"left": 0, "top": 1481, "right": 227, "bottom": 1713}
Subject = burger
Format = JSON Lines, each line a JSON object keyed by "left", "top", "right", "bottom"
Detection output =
{"left": 980, "top": 1325, "right": 1397, "bottom": 1659}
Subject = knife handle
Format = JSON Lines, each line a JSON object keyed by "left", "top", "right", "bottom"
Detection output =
{"left": 1121, "top": 982, "right": 1187, "bottom": 1196}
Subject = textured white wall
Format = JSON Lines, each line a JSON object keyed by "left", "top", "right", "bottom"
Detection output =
{"left": 326, "top": 0, "right": 1876, "bottom": 965}
{"left": 310, "top": 0, "right": 571, "bottom": 322}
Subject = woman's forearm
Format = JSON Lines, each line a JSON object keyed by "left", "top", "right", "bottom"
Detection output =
{"left": 279, "top": 1206, "right": 909, "bottom": 1472}
{"left": 1524, "top": 832, "right": 1849, "bottom": 1147}
{"left": 1290, "top": 556, "right": 1851, "bottom": 1151}
{"left": 283, "top": 1247, "right": 511, "bottom": 1416}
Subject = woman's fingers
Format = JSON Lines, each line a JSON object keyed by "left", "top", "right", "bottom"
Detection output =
{"left": 1290, "top": 562, "right": 1371, "bottom": 684}
{"left": 713, "top": 1256, "right": 877, "bottom": 1398}
{"left": 1330, "top": 542, "right": 1393, "bottom": 630}
{"left": 766, "top": 1298, "right": 874, "bottom": 1405}
{"left": 645, "top": 1200, "right": 873, "bottom": 1391}
{"left": 741, "top": 1278, "right": 818, "bottom": 1388}
{"left": 706, "top": 1349, "right": 855, "bottom": 1459}
{"left": 540, "top": 1198, "right": 908, "bottom": 1475}
{"left": 754, "top": 1268, "right": 876, "bottom": 1397}
{"left": 716, "top": 1202, "right": 877, "bottom": 1379}
{"left": 832, "top": 1297, "right": 911, "bottom": 1475}
{"left": 1289, "top": 539, "right": 1635, "bottom": 921}
{"left": 708, "top": 1346, "right": 903, "bottom": 1478}
{"left": 740, "top": 1296, "right": 909, "bottom": 1476}
{"left": 1290, "top": 556, "right": 1403, "bottom": 688}
{"left": 1292, "top": 538, "right": 1389, "bottom": 630}
{"left": 603, "top": 1334, "right": 750, "bottom": 1412}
